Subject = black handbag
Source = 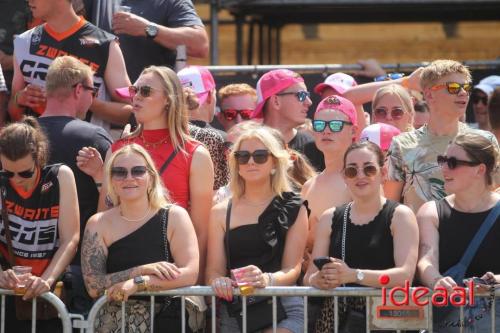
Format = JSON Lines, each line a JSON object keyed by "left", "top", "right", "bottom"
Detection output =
{"left": 224, "top": 200, "right": 287, "bottom": 332}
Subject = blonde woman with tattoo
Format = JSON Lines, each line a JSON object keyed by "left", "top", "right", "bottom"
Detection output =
{"left": 81, "top": 144, "right": 199, "bottom": 333}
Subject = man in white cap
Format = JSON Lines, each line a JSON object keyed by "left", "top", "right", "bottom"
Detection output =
{"left": 470, "top": 75, "right": 500, "bottom": 130}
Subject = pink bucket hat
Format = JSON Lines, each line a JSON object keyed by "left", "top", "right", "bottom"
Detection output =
{"left": 177, "top": 66, "right": 216, "bottom": 105}
{"left": 360, "top": 123, "right": 401, "bottom": 151}
{"left": 252, "top": 69, "right": 304, "bottom": 118}
{"left": 315, "top": 95, "right": 358, "bottom": 126}
{"left": 314, "top": 72, "right": 357, "bottom": 96}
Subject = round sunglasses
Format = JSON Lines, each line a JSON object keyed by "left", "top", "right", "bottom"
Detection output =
{"left": 222, "top": 109, "right": 253, "bottom": 121}
{"left": 276, "top": 90, "right": 310, "bottom": 102}
{"left": 373, "top": 107, "right": 405, "bottom": 120}
{"left": 0, "top": 166, "right": 36, "bottom": 179}
{"left": 129, "top": 85, "right": 157, "bottom": 98}
{"left": 343, "top": 165, "right": 378, "bottom": 179}
{"left": 234, "top": 149, "right": 270, "bottom": 165}
{"left": 111, "top": 166, "right": 148, "bottom": 180}
{"left": 312, "top": 120, "right": 352, "bottom": 133}
{"left": 430, "top": 82, "right": 472, "bottom": 95}
{"left": 436, "top": 155, "right": 481, "bottom": 170}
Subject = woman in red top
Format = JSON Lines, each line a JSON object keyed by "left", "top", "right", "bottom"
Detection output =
{"left": 78, "top": 66, "right": 214, "bottom": 281}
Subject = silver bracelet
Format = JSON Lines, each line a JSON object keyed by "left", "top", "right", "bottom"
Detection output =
{"left": 266, "top": 272, "right": 274, "bottom": 287}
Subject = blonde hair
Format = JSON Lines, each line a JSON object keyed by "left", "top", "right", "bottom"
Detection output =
{"left": 126, "top": 66, "right": 190, "bottom": 151}
{"left": 218, "top": 83, "right": 257, "bottom": 102}
{"left": 105, "top": 144, "right": 170, "bottom": 209}
{"left": 373, "top": 84, "right": 415, "bottom": 131}
{"left": 229, "top": 128, "right": 291, "bottom": 199}
{"left": 420, "top": 59, "right": 472, "bottom": 90}
{"left": 45, "top": 56, "right": 94, "bottom": 98}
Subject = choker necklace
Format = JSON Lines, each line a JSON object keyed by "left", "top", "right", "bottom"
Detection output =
{"left": 140, "top": 132, "right": 169, "bottom": 149}
{"left": 241, "top": 196, "right": 273, "bottom": 207}
{"left": 119, "top": 205, "right": 152, "bottom": 222}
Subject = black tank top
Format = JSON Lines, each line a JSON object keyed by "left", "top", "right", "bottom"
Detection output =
{"left": 437, "top": 198, "right": 500, "bottom": 277}
{"left": 329, "top": 200, "right": 398, "bottom": 286}
{"left": 107, "top": 208, "right": 172, "bottom": 274}
{"left": 225, "top": 192, "right": 303, "bottom": 273}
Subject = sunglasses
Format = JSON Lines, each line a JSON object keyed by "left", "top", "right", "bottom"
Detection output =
{"left": 276, "top": 90, "right": 310, "bottom": 102}
{"left": 430, "top": 82, "right": 472, "bottom": 95}
{"left": 110, "top": 166, "right": 148, "bottom": 180}
{"left": 436, "top": 155, "right": 481, "bottom": 170}
{"left": 312, "top": 120, "right": 352, "bottom": 133}
{"left": 343, "top": 165, "right": 378, "bottom": 179}
{"left": 471, "top": 94, "right": 488, "bottom": 105}
{"left": 0, "top": 166, "right": 36, "bottom": 179}
{"left": 234, "top": 149, "right": 270, "bottom": 165}
{"left": 129, "top": 85, "right": 156, "bottom": 98}
{"left": 373, "top": 107, "right": 405, "bottom": 120}
{"left": 222, "top": 109, "right": 253, "bottom": 121}
{"left": 374, "top": 73, "right": 405, "bottom": 82}
{"left": 73, "top": 83, "right": 99, "bottom": 98}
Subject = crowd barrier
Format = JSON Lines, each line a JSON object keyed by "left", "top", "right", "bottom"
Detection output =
{"left": 0, "top": 288, "right": 73, "bottom": 333}
{"left": 2, "top": 286, "right": 498, "bottom": 333}
{"left": 82, "top": 286, "right": 499, "bottom": 333}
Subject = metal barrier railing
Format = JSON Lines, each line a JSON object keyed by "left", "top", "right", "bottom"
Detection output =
{"left": 82, "top": 286, "right": 500, "bottom": 333}
{"left": 0, "top": 289, "right": 73, "bottom": 333}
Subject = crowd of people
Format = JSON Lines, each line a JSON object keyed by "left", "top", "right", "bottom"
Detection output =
{"left": 0, "top": 1, "right": 499, "bottom": 333}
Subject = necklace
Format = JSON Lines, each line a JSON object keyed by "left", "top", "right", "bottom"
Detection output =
{"left": 140, "top": 132, "right": 169, "bottom": 149}
{"left": 241, "top": 195, "right": 274, "bottom": 207}
{"left": 119, "top": 205, "right": 152, "bottom": 222}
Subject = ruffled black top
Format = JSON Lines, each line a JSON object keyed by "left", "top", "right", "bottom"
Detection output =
{"left": 226, "top": 192, "right": 303, "bottom": 273}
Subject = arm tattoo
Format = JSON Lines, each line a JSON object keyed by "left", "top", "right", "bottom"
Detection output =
{"left": 81, "top": 230, "right": 136, "bottom": 296}
{"left": 419, "top": 242, "right": 438, "bottom": 266}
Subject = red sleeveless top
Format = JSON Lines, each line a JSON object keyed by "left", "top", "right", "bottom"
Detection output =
{"left": 112, "top": 129, "right": 200, "bottom": 209}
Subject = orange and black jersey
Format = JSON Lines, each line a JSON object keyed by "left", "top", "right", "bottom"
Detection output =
{"left": 0, "top": 164, "right": 62, "bottom": 277}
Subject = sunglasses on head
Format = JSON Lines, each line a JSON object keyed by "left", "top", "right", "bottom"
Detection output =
{"left": 312, "top": 120, "right": 352, "bottom": 133}
{"left": 431, "top": 82, "right": 472, "bottom": 95}
{"left": 110, "top": 166, "right": 148, "bottom": 180}
{"left": 129, "top": 85, "right": 156, "bottom": 98}
{"left": 436, "top": 155, "right": 481, "bottom": 170}
{"left": 0, "top": 166, "right": 36, "bottom": 179}
{"left": 373, "top": 107, "right": 405, "bottom": 120}
{"left": 276, "top": 90, "right": 310, "bottom": 102}
{"left": 234, "top": 149, "right": 270, "bottom": 165}
{"left": 343, "top": 165, "right": 378, "bottom": 179}
{"left": 73, "top": 82, "right": 99, "bottom": 98}
{"left": 471, "top": 94, "right": 488, "bottom": 105}
{"left": 374, "top": 73, "right": 405, "bottom": 82}
{"left": 222, "top": 109, "right": 253, "bottom": 121}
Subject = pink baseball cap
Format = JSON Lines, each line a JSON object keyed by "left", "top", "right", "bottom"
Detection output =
{"left": 360, "top": 123, "right": 401, "bottom": 151}
{"left": 177, "top": 66, "right": 216, "bottom": 105}
{"left": 252, "top": 69, "right": 305, "bottom": 118}
{"left": 315, "top": 95, "right": 358, "bottom": 126}
{"left": 314, "top": 73, "right": 357, "bottom": 96}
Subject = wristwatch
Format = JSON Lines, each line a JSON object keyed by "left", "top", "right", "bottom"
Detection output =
{"left": 356, "top": 269, "right": 365, "bottom": 282}
{"left": 145, "top": 24, "right": 158, "bottom": 39}
{"left": 133, "top": 276, "right": 147, "bottom": 291}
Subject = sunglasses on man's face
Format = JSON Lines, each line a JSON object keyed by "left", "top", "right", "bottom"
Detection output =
{"left": 222, "top": 109, "right": 253, "bottom": 121}
{"left": 276, "top": 90, "right": 310, "bottom": 102}
{"left": 431, "top": 82, "right": 472, "bottom": 95}
{"left": 234, "top": 149, "right": 270, "bottom": 165}
{"left": 373, "top": 107, "right": 405, "bottom": 120}
{"left": 343, "top": 165, "right": 378, "bottom": 179}
{"left": 0, "top": 166, "right": 36, "bottom": 179}
{"left": 129, "top": 85, "right": 156, "bottom": 98}
{"left": 437, "top": 155, "right": 481, "bottom": 170}
{"left": 110, "top": 166, "right": 148, "bottom": 180}
{"left": 72, "top": 82, "right": 99, "bottom": 98}
{"left": 471, "top": 94, "right": 488, "bottom": 105}
{"left": 312, "top": 120, "right": 352, "bottom": 133}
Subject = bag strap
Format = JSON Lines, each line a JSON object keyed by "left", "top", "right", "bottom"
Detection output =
{"left": 161, "top": 206, "right": 172, "bottom": 262}
{"left": 0, "top": 185, "right": 15, "bottom": 267}
{"left": 224, "top": 199, "right": 232, "bottom": 273}
{"left": 455, "top": 201, "right": 500, "bottom": 271}
{"left": 159, "top": 149, "right": 179, "bottom": 176}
